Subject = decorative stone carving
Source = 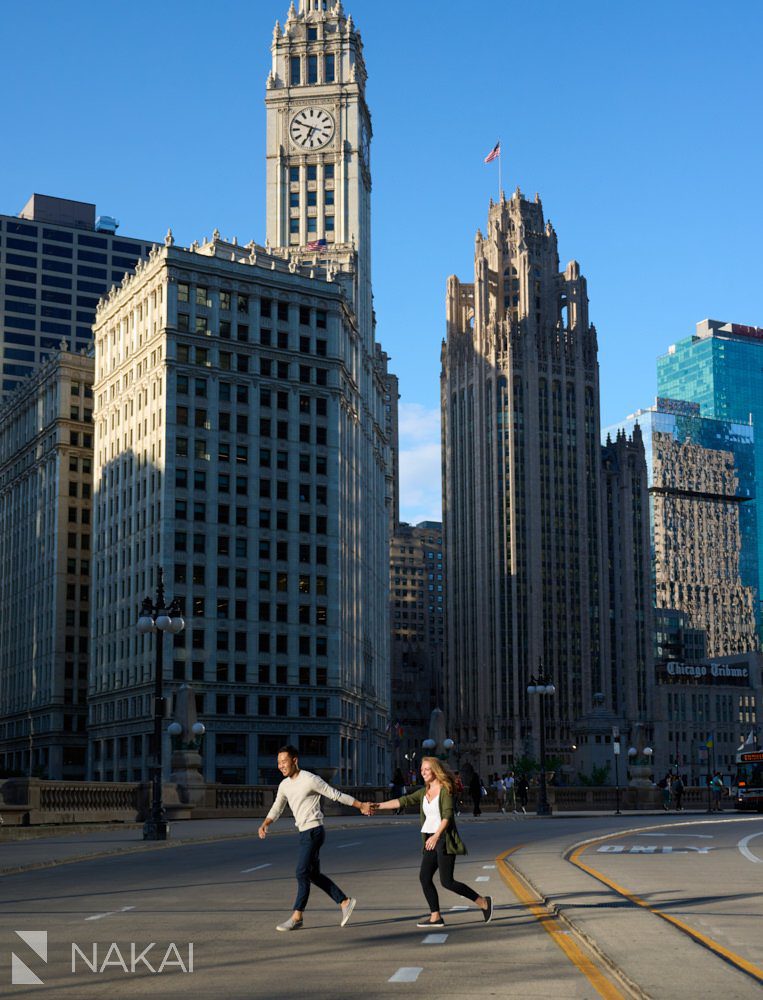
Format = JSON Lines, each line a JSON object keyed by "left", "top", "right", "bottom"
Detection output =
{"left": 164, "top": 228, "right": 174, "bottom": 246}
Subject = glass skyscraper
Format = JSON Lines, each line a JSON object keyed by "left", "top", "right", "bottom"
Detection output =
{"left": 657, "top": 319, "right": 763, "bottom": 634}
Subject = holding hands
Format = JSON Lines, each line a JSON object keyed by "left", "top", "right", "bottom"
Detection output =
{"left": 359, "top": 801, "right": 376, "bottom": 816}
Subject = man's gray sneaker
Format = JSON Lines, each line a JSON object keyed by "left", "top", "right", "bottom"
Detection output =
{"left": 276, "top": 917, "right": 303, "bottom": 932}
{"left": 340, "top": 898, "right": 357, "bottom": 927}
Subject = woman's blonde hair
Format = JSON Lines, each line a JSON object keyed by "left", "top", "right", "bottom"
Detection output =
{"left": 422, "top": 756, "right": 455, "bottom": 794}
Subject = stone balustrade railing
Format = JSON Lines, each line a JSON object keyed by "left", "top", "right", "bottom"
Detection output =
{"left": 0, "top": 778, "right": 721, "bottom": 826}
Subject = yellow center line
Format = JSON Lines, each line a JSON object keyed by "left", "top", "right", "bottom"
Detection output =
{"left": 496, "top": 847, "right": 627, "bottom": 1000}
{"left": 568, "top": 837, "right": 763, "bottom": 985}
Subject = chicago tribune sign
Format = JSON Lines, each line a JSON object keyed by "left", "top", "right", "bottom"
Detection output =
{"left": 656, "top": 660, "right": 751, "bottom": 686}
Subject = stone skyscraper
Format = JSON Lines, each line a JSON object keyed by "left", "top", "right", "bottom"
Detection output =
{"left": 441, "top": 190, "right": 610, "bottom": 770}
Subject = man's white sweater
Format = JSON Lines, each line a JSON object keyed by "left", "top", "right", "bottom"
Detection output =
{"left": 266, "top": 769, "right": 356, "bottom": 831}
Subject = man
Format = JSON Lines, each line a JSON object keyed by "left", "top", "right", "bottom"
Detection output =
{"left": 259, "top": 745, "right": 371, "bottom": 931}
{"left": 671, "top": 774, "right": 684, "bottom": 812}
{"left": 515, "top": 773, "right": 529, "bottom": 813}
{"left": 710, "top": 772, "right": 724, "bottom": 812}
{"left": 504, "top": 772, "right": 516, "bottom": 813}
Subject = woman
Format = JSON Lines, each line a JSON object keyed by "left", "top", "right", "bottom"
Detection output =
{"left": 373, "top": 757, "right": 493, "bottom": 928}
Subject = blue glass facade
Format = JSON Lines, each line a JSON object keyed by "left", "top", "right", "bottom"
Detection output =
{"left": 656, "top": 320, "right": 763, "bottom": 636}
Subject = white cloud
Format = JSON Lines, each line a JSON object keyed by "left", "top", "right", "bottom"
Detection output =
{"left": 397, "top": 404, "right": 442, "bottom": 524}
{"left": 398, "top": 402, "right": 441, "bottom": 445}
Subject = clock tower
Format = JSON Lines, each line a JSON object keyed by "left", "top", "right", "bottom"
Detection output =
{"left": 265, "top": 0, "right": 372, "bottom": 341}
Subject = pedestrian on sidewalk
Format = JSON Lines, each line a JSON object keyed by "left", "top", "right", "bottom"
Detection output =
{"left": 469, "top": 772, "right": 483, "bottom": 816}
{"left": 504, "top": 772, "right": 516, "bottom": 813}
{"left": 258, "top": 745, "right": 373, "bottom": 932}
{"left": 658, "top": 773, "right": 671, "bottom": 811}
{"left": 371, "top": 756, "right": 493, "bottom": 929}
{"left": 710, "top": 772, "right": 724, "bottom": 812}
{"left": 515, "top": 774, "right": 529, "bottom": 813}
{"left": 492, "top": 774, "right": 506, "bottom": 813}
{"left": 670, "top": 774, "right": 684, "bottom": 812}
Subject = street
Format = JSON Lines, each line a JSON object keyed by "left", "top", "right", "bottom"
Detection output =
{"left": 0, "top": 812, "right": 761, "bottom": 999}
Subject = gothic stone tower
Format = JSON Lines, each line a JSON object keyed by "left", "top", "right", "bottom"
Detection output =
{"left": 441, "top": 189, "right": 609, "bottom": 770}
{"left": 265, "top": 0, "right": 372, "bottom": 344}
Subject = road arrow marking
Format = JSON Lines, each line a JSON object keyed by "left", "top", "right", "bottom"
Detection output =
{"left": 738, "top": 831, "right": 763, "bottom": 863}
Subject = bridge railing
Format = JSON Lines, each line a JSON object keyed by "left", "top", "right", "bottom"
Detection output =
{"left": 0, "top": 778, "right": 718, "bottom": 826}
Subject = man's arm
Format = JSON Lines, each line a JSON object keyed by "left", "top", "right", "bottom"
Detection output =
{"left": 308, "top": 773, "right": 369, "bottom": 814}
{"left": 258, "top": 785, "right": 287, "bottom": 838}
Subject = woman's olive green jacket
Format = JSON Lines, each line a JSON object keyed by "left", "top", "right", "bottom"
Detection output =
{"left": 397, "top": 785, "right": 467, "bottom": 855}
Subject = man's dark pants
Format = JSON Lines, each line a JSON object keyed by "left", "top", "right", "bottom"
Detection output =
{"left": 294, "top": 825, "right": 346, "bottom": 911}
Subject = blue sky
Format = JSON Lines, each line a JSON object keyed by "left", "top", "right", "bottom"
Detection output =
{"left": 4, "top": 1, "right": 761, "bottom": 523}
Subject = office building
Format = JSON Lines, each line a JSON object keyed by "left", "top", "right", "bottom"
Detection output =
{"left": 607, "top": 399, "right": 758, "bottom": 657}
{"left": 658, "top": 319, "right": 763, "bottom": 636}
{"left": 0, "top": 194, "right": 152, "bottom": 399}
{"left": 390, "top": 521, "right": 445, "bottom": 762}
{"left": 0, "top": 350, "right": 94, "bottom": 778}
{"left": 87, "top": 0, "right": 390, "bottom": 787}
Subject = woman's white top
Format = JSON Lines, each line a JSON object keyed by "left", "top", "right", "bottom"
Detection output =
{"left": 421, "top": 791, "right": 442, "bottom": 833}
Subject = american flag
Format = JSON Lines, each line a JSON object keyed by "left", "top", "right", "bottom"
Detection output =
{"left": 484, "top": 141, "right": 500, "bottom": 164}
{"left": 305, "top": 238, "right": 328, "bottom": 251}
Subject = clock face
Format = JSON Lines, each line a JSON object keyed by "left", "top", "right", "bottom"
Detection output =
{"left": 290, "top": 107, "right": 335, "bottom": 150}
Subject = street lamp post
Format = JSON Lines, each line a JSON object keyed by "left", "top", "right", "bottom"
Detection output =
{"left": 527, "top": 667, "right": 555, "bottom": 816}
{"left": 422, "top": 736, "right": 455, "bottom": 762}
{"left": 136, "top": 567, "right": 184, "bottom": 841}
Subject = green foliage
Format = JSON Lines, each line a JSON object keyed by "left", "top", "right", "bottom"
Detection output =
{"left": 576, "top": 762, "right": 611, "bottom": 786}
{"left": 513, "top": 754, "right": 538, "bottom": 777}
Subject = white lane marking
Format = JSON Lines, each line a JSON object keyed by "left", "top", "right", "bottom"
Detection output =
{"left": 241, "top": 863, "right": 272, "bottom": 873}
{"left": 389, "top": 968, "right": 423, "bottom": 983}
{"left": 738, "top": 831, "right": 763, "bottom": 863}
{"left": 422, "top": 933, "right": 448, "bottom": 944}
{"left": 335, "top": 841, "right": 361, "bottom": 849}
{"left": 635, "top": 832, "right": 713, "bottom": 839}
{"left": 482, "top": 864, "right": 496, "bottom": 869}
{"left": 85, "top": 906, "right": 136, "bottom": 922}
{"left": 449, "top": 905, "right": 469, "bottom": 911}
{"left": 597, "top": 845, "right": 711, "bottom": 854}
{"left": 475, "top": 876, "right": 490, "bottom": 882}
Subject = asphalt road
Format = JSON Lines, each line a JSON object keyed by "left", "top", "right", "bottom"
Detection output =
{"left": 0, "top": 812, "right": 761, "bottom": 999}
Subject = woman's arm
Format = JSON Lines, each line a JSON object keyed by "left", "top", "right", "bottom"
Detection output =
{"left": 373, "top": 798, "right": 401, "bottom": 811}
{"left": 424, "top": 817, "right": 449, "bottom": 851}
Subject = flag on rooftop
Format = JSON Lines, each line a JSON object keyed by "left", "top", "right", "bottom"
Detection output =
{"left": 305, "top": 238, "right": 328, "bottom": 251}
{"left": 484, "top": 141, "right": 500, "bottom": 163}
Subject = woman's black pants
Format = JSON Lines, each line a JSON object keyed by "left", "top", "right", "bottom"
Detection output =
{"left": 419, "top": 842, "right": 479, "bottom": 913}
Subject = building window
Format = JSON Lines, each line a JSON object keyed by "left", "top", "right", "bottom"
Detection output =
{"left": 308, "top": 55, "right": 318, "bottom": 84}
{"left": 324, "top": 54, "right": 335, "bottom": 83}
{"left": 290, "top": 56, "right": 301, "bottom": 85}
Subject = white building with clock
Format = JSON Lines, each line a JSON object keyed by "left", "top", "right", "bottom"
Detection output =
{"left": 84, "top": 0, "right": 392, "bottom": 789}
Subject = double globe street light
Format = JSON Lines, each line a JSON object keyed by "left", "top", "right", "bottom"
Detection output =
{"left": 136, "top": 567, "right": 184, "bottom": 841}
{"left": 527, "top": 670, "right": 556, "bottom": 816}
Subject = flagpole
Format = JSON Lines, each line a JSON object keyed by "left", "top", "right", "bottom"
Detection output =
{"left": 498, "top": 139, "right": 502, "bottom": 200}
